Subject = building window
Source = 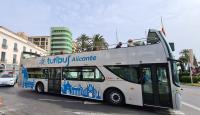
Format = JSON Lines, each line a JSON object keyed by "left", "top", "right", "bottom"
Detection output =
{"left": 41, "top": 42, "right": 45, "bottom": 45}
{"left": 2, "top": 39, "right": 8, "bottom": 49}
{"left": 1, "top": 52, "right": 6, "bottom": 62}
{"left": 41, "top": 38, "right": 45, "bottom": 41}
{"left": 23, "top": 46, "right": 26, "bottom": 52}
{"left": 14, "top": 43, "right": 18, "bottom": 52}
{"left": 13, "top": 54, "right": 17, "bottom": 64}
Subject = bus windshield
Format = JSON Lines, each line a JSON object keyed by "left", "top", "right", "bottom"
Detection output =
{"left": 22, "top": 52, "right": 40, "bottom": 59}
{"left": 0, "top": 65, "right": 5, "bottom": 73}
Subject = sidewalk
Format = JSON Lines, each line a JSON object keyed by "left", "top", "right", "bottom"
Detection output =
{"left": 0, "top": 96, "right": 5, "bottom": 115}
{"left": 0, "top": 97, "right": 3, "bottom": 107}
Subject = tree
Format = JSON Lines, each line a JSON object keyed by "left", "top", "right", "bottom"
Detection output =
{"left": 179, "top": 49, "right": 189, "bottom": 70}
{"left": 76, "top": 34, "right": 91, "bottom": 52}
{"left": 92, "top": 34, "right": 108, "bottom": 51}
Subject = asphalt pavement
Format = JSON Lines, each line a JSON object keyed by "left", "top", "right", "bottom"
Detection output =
{"left": 180, "top": 85, "right": 200, "bottom": 115}
{"left": 0, "top": 85, "right": 199, "bottom": 115}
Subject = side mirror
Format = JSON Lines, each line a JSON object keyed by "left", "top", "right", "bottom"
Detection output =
{"left": 169, "top": 42, "right": 175, "bottom": 51}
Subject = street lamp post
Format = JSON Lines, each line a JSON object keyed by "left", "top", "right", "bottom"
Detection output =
{"left": 189, "top": 63, "right": 193, "bottom": 84}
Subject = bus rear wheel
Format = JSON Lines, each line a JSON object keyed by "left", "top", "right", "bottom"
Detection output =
{"left": 36, "top": 83, "right": 44, "bottom": 93}
{"left": 106, "top": 89, "right": 124, "bottom": 105}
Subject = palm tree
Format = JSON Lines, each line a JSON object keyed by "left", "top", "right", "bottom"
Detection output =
{"left": 179, "top": 49, "right": 190, "bottom": 70}
{"left": 92, "top": 34, "right": 108, "bottom": 51}
{"left": 76, "top": 34, "right": 91, "bottom": 52}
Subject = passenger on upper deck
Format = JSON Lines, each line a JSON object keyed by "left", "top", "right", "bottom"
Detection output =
{"left": 115, "top": 42, "right": 122, "bottom": 48}
{"left": 127, "top": 39, "right": 134, "bottom": 47}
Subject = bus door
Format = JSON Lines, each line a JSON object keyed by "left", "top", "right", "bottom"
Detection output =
{"left": 140, "top": 64, "right": 172, "bottom": 108}
{"left": 48, "top": 68, "right": 61, "bottom": 94}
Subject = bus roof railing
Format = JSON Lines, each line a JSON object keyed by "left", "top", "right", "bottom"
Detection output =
{"left": 73, "top": 37, "right": 160, "bottom": 53}
{"left": 22, "top": 37, "right": 160, "bottom": 58}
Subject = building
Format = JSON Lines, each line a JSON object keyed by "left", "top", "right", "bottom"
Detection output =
{"left": 0, "top": 26, "right": 47, "bottom": 66}
{"left": 28, "top": 36, "right": 50, "bottom": 53}
{"left": 72, "top": 41, "right": 78, "bottom": 53}
{"left": 50, "top": 27, "right": 72, "bottom": 55}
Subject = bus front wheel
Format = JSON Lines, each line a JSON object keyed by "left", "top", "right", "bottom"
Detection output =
{"left": 36, "top": 83, "right": 44, "bottom": 93}
{"left": 106, "top": 89, "right": 124, "bottom": 105}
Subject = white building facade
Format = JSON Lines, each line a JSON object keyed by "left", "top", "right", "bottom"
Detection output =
{"left": 0, "top": 26, "right": 47, "bottom": 66}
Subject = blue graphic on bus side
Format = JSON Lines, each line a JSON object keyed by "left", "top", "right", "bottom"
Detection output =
{"left": 21, "top": 66, "right": 35, "bottom": 89}
{"left": 61, "top": 80, "right": 101, "bottom": 100}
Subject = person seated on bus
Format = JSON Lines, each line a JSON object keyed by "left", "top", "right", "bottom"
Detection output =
{"left": 115, "top": 42, "right": 122, "bottom": 48}
{"left": 143, "top": 71, "right": 151, "bottom": 83}
{"left": 127, "top": 39, "right": 134, "bottom": 47}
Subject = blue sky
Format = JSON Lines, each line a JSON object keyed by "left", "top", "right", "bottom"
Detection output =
{"left": 0, "top": 0, "right": 200, "bottom": 60}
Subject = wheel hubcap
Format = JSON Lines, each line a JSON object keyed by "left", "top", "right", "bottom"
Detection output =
{"left": 111, "top": 92, "right": 120, "bottom": 103}
{"left": 37, "top": 85, "right": 42, "bottom": 92}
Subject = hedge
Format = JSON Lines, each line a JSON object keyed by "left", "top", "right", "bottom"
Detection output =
{"left": 180, "top": 76, "right": 200, "bottom": 83}
{"left": 180, "top": 72, "right": 190, "bottom": 76}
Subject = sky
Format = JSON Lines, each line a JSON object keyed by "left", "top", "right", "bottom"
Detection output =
{"left": 0, "top": 0, "right": 200, "bottom": 60}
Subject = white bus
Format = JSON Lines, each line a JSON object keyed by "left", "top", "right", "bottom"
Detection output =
{"left": 19, "top": 29, "right": 182, "bottom": 110}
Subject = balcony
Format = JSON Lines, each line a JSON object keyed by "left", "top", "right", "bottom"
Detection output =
{"left": 13, "top": 60, "right": 18, "bottom": 64}
{"left": 0, "top": 59, "right": 7, "bottom": 63}
{"left": 13, "top": 48, "right": 18, "bottom": 52}
{"left": 2, "top": 44, "right": 8, "bottom": 49}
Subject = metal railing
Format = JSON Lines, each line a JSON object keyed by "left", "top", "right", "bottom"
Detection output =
{"left": 1, "top": 44, "right": 8, "bottom": 49}
{"left": 73, "top": 37, "right": 160, "bottom": 53}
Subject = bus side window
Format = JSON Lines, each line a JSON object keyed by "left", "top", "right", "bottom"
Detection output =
{"left": 82, "top": 67, "right": 104, "bottom": 81}
{"left": 82, "top": 68, "right": 95, "bottom": 80}
{"left": 105, "top": 65, "right": 139, "bottom": 83}
{"left": 43, "top": 69, "right": 49, "bottom": 79}
{"left": 62, "top": 68, "right": 81, "bottom": 80}
{"left": 95, "top": 68, "right": 104, "bottom": 81}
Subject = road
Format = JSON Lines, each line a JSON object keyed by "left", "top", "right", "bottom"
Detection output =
{"left": 0, "top": 85, "right": 198, "bottom": 115}
{"left": 181, "top": 85, "right": 200, "bottom": 115}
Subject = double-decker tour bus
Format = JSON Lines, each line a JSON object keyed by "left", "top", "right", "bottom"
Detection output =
{"left": 18, "top": 29, "right": 181, "bottom": 110}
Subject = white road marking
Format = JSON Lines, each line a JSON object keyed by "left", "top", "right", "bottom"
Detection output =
{"left": 73, "top": 111, "right": 112, "bottom": 115}
{"left": 39, "top": 99, "right": 65, "bottom": 102}
{"left": 182, "top": 102, "right": 200, "bottom": 111}
{"left": 38, "top": 98, "right": 81, "bottom": 103}
{"left": 83, "top": 101, "right": 102, "bottom": 105}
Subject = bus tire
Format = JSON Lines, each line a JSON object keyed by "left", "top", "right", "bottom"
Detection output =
{"left": 36, "top": 82, "right": 44, "bottom": 93}
{"left": 105, "top": 89, "right": 125, "bottom": 105}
